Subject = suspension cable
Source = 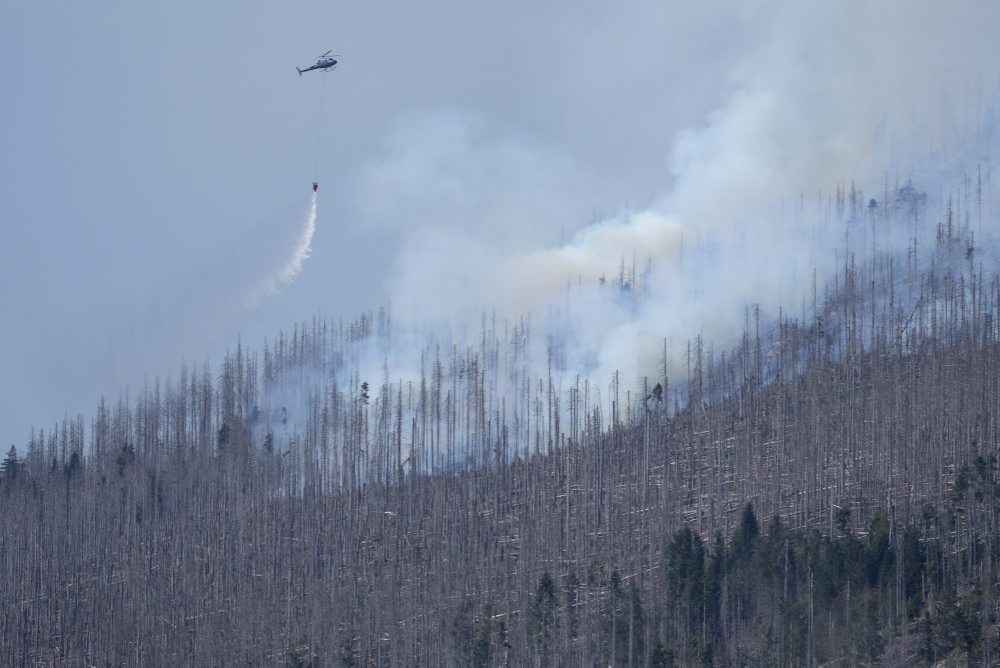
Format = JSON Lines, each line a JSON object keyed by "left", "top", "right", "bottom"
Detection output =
{"left": 313, "top": 71, "right": 328, "bottom": 183}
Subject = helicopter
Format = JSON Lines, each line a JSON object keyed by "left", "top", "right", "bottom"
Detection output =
{"left": 297, "top": 50, "right": 338, "bottom": 76}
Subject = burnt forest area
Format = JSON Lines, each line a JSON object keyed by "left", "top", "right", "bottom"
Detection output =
{"left": 4, "top": 181, "right": 1000, "bottom": 666}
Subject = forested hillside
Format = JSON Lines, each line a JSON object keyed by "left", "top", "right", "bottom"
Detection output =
{"left": 3, "top": 181, "right": 1000, "bottom": 665}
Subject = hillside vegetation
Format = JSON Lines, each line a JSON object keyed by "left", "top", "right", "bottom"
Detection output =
{"left": 3, "top": 182, "right": 1000, "bottom": 665}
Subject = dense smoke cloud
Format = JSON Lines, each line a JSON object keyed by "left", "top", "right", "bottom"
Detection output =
{"left": 5, "top": 0, "right": 1000, "bottom": 442}
{"left": 355, "top": 0, "right": 1000, "bottom": 388}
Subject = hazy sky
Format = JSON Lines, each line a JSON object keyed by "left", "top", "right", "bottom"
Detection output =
{"left": 2, "top": 1, "right": 999, "bottom": 445}
{"left": 0, "top": 1, "right": 746, "bottom": 442}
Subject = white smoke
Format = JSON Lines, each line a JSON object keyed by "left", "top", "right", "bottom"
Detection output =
{"left": 353, "top": 1, "right": 1000, "bottom": 393}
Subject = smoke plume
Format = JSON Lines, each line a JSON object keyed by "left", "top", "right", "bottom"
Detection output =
{"left": 355, "top": 1, "right": 1000, "bottom": 390}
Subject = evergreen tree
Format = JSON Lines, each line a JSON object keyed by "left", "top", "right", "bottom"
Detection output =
{"left": 665, "top": 526, "right": 705, "bottom": 661}
{"left": 731, "top": 503, "right": 759, "bottom": 563}
{"left": 901, "top": 524, "right": 926, "bottom": 617}
{"left": 864, "top": 515, "right": 893, "bottom": 588}
{"left": 1, "top": 445, "right": 19, "bottom": 481}
{"left": 472, "top": 605, "right": 492, "bottom": 668}
{"left": 627, "top": 580, "right": 645, "bottom": 666}
{"left": 602, "top": 570, "right": 629, "bottom": 667}
{"left": 530, "top": 572, "right": 559, "bottom": 667}
{"left": 451, "top": 600, "right": 476, "bottom": 665}
{"left": 650, "top": 640, "right": 674, "bottom": 667}
{"left": 563, "top": 571, "right": 580, "bottom": 641}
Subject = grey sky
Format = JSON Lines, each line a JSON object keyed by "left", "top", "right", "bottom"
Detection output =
{"left": 2, "top": 1, "right": 998, "bottom": 445}
{"left": 0, "top": 1, "right": 751, "bottom": 443}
